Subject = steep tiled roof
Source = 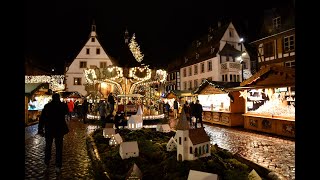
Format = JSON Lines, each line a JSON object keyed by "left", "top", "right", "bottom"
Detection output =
{"left": 193, "top": 79, "right": 240, "bottom": 94}
{"left": 218, "top": 43, "right": 242, "bottom": 57}
{"left": 189, "top": 128, "right": 210, "bottom": 145}
{"left": 176, "top": 110, "right": 190, "bottom": 130}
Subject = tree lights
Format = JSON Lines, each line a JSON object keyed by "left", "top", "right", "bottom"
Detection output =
{"left": 129, "top": 33, "right": 144, "bottom": 63}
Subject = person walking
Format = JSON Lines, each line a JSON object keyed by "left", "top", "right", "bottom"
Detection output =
{"left": 98, "top": 100, "right": 107, "bottom": 128}
{"left": 67, "top": 99, "right": 74, "bottom": 121}
{"left": 193, "top": 100, "right": 203, "bottom": 128}
{"left": 173, "top": 99, "right": 179, "bottom": 119}
{"left": 37, "top": 93, "right": 69, "bottom": 174}
{"left": 107, "top": 92, "right": 115, "bottom": 115}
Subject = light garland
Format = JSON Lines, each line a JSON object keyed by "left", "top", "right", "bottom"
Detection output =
{"left": 156, "top": 69, "right": 167, "bottom": 83}
{"left": 128, "top": 66, "right": 151, "bottom": 81}
{"left": 84, "top": 69, "right": 97, "bottom": 84}
{"left": 25, "top": 75, "right": 65, "bottom": 91}
{"left": 106, "top": 66, "right": 123, "bottom": 80}
{"left": 129, "top": 33, "right": 144, "bottom": 63}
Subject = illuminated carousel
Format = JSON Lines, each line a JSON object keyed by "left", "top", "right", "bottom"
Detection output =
{"left": 84, "top": 31, "right": 167, "bottom": 120}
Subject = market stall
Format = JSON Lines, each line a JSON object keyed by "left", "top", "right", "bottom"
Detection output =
{"left": 193, "top": 80, "right": 245, "bottom": 127}
{"left": 235, "top": 66, "right": 295, "bottom": 138}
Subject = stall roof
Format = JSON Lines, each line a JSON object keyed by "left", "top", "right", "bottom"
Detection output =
{"left": 239, "top": 65, "right": 295, "bottom": 88}
{"left": 164, "top": 90, "right": 194, "bottom": 99}
{"left": 193, "top": 80, "right": 240, "bottom": 94}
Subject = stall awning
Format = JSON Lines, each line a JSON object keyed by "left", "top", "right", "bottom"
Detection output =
{"left": 193, "top": 80, "right": 240, "bottom": 94}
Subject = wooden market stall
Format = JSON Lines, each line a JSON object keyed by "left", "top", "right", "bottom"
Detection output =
{"left": 194, "top": 80, "right": 245, "bottom": 127}
{"left": 235, "top": 66, "right": 295, "bottom": 138}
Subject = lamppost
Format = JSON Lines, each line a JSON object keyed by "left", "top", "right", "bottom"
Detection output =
{"left": 237, "top": 38, "right": 246, "bottom": 82}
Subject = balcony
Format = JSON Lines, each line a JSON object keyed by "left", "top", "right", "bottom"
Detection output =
{"left": 220, "top": 62, "right": 241, "bottom": 73}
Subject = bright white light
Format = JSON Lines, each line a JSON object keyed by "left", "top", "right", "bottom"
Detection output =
{"left": 239, "top": 38, "right": 244, "bottom": 42}
{"left": 236, "top": 57, "right": 242, "bottom": 61}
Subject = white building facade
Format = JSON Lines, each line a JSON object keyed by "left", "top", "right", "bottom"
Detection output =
{"left": 180, "top": 22, "right": 251, "bottom": 91}
{"left": 65, "top": 23, "right": 114, "bottom": 96}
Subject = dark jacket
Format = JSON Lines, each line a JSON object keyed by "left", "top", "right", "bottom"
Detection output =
{"left": 173, "top": 100, "right": 178, "bottom": 109}
{"left": 193, "top": 103, "right": 203, "bottom": 118}
{"left": 38, "top": 99, "right": 69, "bottom": 137}
{"left": 108, "top": 94, "right": 115, "bottom": 104}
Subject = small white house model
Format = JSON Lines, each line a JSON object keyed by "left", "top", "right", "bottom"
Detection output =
{"left": 127, "top": 115, "right": 143, "bottom": 130}
{"left": 157, "top": 124, "right": 171, "bottom": 133}
{"left": 103, "top": 128, "right": 116, "bottom": 138}
{"left": 169, "top": 110, "right": 211, "bottom": 161}
{"left": 119, "top": 141, "right": 139, "bottom": 159}
{"left": 109, "top": 133, "right": 123, "bottom": 146}
{"left": 166, "top": 137, "right": 177, "bottom": 151}
{"left": 187, "top": 170, "right": 218, "bottom": 180}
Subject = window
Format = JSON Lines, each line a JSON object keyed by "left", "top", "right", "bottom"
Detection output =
{"left": 73, "top": 78, "right": 81, "bottom": 85}
{"left": 207, "top": 61, "right": 212, "bottom": 71}
{"left": 183, "top": 82, "right": 187, "bottom": 90}
{"left": 188, "top": 67, "right": 192, "bottom": 76}
{"left": 190, "top": 147, "right": 193, "bottom": 154}
{"left": 206, "top": 144, "right": 209, "bottom": 153}
{"left": 230, "top": 74, "right": 233, "bottom": 82}
{"left": 225, "top": 74, "right": 228, "bottom": 82}
{"left": 80, "top": 61, "right": 87, "bottom": 68}
{"left": 229, "top": 28, "right": 234, "bottom": 37}
{"left": 91, "top": 37, "right": 95, "bottom": 42}
{"left": 96, "top": 48, "right": 100, "bottom": 54}
{"left": 194, "top": 79, "right": 198, "bottom": 88}
{"left": 184, "top": 137, "right": 187, "bottom": 141}
{"left": 183, "top": 68, "right": 187, "bottom": 77}
{"left": 222, "top": 75, "right": 224, "bottom": 81}
{"left": 200, "top": 63, "right": 205, "bottom": 73}
{"left": 100, "top": 62, "right": 107, "bottom": 68}
{"left": 273, "top": 16, "right": 281, "bottom": 29}
{"left": 233, "top": 75, "right": 236, "bottom": 82}
{"left": 189, "top": 81, "right": 192, "bottom": 90}
{"left": 237, "top": 75, "right": 240, "bottom": 82}
{"left": 194, "top": 65, "right": 198, "bottom": 75}
{"left": 210, "top": 46, "right": 214, "bottom": 54}
{"left": 284, "top": 35, "right": 295, "bottom": 52}
{"left": 179, "top": 137, "right": 181, "bottom": 145}
{"left": 86, "top": 48, "right": 90, "bottom": 55}
{"left": 194, "top": 147, "right": 198, "bottom": 157}
{"left": 264, "top": 42, "right": 274, "bottom": 57}
{"left": 285, "top": 60, "right": 295, "bottom": 67}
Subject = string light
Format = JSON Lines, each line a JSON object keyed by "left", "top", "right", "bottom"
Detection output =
{"left": 129, "top": 33, "right": 144, "bottom": 62}
{"left": 25, "top": 75, "right": 65, "bottom": 91}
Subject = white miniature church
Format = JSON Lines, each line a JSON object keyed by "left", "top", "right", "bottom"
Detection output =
{"left": 127, "top": 105, "right": 143, "bottom": 130}
{"left": 167, "top": 110, "right": 211, "bottom": 161}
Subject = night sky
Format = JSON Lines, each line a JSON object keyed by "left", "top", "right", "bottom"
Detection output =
{"left": 24, "top": 0, "right": 294, "bottom": 74}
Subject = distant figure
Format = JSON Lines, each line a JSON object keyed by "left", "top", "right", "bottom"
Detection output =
{"left": 193, "top": 100, "right": 203, "bottom": 128}
{"left": 108, "top": 92, "right": 115, "bottom": 115}
{"left": 67, "top": 100, "right": 74, "bottom": 121}
{"left": 182, "top": 102, "right": 191, "bottom": 125}
{"left": 164, "top": 102, "right": 170, "bottom": 118}
{"left": 82, "top": 99, "right": 89, "bottom": 124}
{"left": 37, "top": 93, "right": 69, "bottom": 174}
{"left": 173, "top": 99, "right": 178, "bottom": 119}
{"left": 98, "top": 100, "right": 107, "bottom": 128}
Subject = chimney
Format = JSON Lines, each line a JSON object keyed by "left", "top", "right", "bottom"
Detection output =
{"left": 218, "top": 21, "right": 221, "bottom": 28}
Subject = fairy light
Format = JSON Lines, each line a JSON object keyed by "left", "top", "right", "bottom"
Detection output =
{"left": 128, "top": 66, "right": 151, "bottom": 81}
{"left": 25, "top": 75, "right": 65, "bottom": 91}
{"left": 156, "top": 69, "right": 167, "bottom": 83}
{"left": 128, "top": 33, "right": 144, "bottom": 63}
{"left": 84, "top": 69, "right": 97, "bottom": 84}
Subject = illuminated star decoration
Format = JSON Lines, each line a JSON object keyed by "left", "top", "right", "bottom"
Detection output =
{"left": 129, "top": 33, "right": 144, "bottom": 63}
{"left": 239, "top": 90, "right": 247, "bottom": 99}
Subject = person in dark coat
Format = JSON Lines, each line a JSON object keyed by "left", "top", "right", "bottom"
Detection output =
{"left": 37, "top": 93, "right": 69, "bottom": 173}
{"left": 193, "top": 100, "right": 203, "bottom": 128}
{"left": 82, "top": 99, "right": 89, "bottom": 124}
{"left": 107, "top": 92, "right": 115, "bottom": 115}
{"left": 182, "top": 101, "right": 191, "bottom": 125}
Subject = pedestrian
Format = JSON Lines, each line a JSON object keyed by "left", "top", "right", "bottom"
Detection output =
{"left": 193, "top": 100, "right": 203, "bottom": 128}
{"left": 107, "top": 92, "right": 115, "bottom": 115}
{"left": 37, "top": 93, "right": 69, "bottom": 174}
{"left": 82, "top": 99, "right": 89, "bottom": 124}
{"left": 173, "top": 99, "right": 178, "bottom": 119}
{"left": 164, "top": 102, "right": 170, "bottom": 118}
{"left": 182, "top": 101, "right": 191, "bottom": 126}
{"left": 67, "top": 99, "right": 74, "bottom": 121}
{"left": 98, "top": 100, "right": 107, "bottom": 128}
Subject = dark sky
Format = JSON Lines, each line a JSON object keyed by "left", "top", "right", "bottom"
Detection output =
{"left": 24, "top": 0, "right": 294, "bottom": 73}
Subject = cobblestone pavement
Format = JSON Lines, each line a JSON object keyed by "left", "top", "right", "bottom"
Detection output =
{"left": 169, "top": 118, "right": 295, "bottom": 180}
{"left": 25, "top": 118, "right": 98, "bottom": 179}
{"left": 26, "top": 117, "right": 295, "bottom": 180}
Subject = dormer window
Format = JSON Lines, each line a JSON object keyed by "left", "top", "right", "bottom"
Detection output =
{"left": 210, "top": 46, "right": 214, "bottom": 54}
{"left": 196, "top": 53, "right": 199, "bottom": 59}
{"left": 273, "top": 16, "right": 281, "bottom": 29}
{"left": 229, "top": 29, "right": 234, "bottom": 37}
{"left": 91, "top": 37, "right": 95, "bottom": 42}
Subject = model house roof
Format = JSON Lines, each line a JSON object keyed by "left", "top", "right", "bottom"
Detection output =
{"left": 159, "top": 124, "right": 171, "bottom": 132}
{"left": 187, "top": 170, "right": 218, "bottom": 180}
{"left": 114, "top": 133, "right": 123, "bottom": 144}
{"left": 120, "top": 141, "right": 139, "bottom": 153}
{"left": 189, "top": 128, "right": 211, "bottom": 145}
{"left": 128, "top": 115, "right": 143, "bottom": 123}
{"left": 125, "top": 163, "right": 143, "bottom": 180}
{"left": 176, "top": 110, "right": 190, "bottom": 130}
{"left": 136, "top": 105, "right": 143, "bottom": 115}
{"left": 103, "top": 128, "right": 115, "bottom": 137}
